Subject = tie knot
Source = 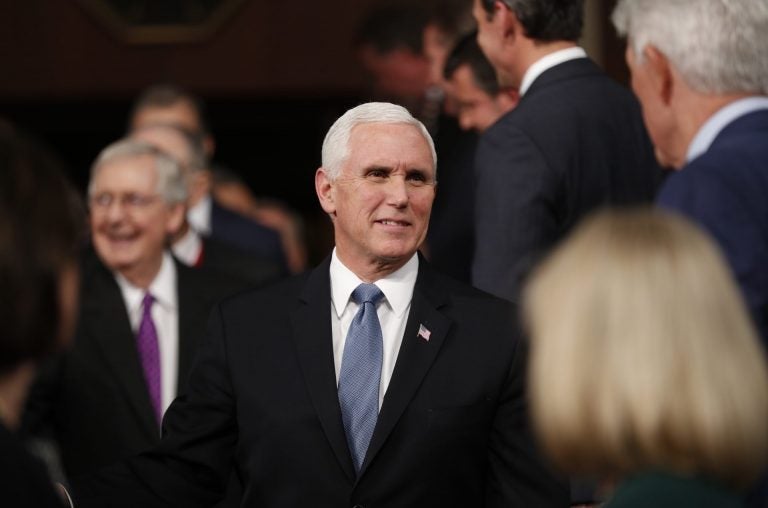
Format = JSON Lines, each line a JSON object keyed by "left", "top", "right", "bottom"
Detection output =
{"left": 142, "top": 292, "right": 155, "bottom": 309}
{"left": 351, "top": 283, "right": 384, "bottom": 306}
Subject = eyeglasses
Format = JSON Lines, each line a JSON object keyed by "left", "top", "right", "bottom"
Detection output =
{"left": 89, "top": 192, "right": 161, "bottom": 211}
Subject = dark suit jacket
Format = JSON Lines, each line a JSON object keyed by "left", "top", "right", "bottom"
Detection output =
{"left": 200, "top": 236, "right": 283, "bottom": 288}
{"left": 0, "top": 421, "right": 65, "bottom": 507}
{"left": 209, "top": 199, "right": 287, "bottom": 273}
{"left": 71, "top": 256, "right": 567, "bottom": 507}
{"left": 472, "top": 57, "right": 661, "bottom": 302}
{"left": 23, "top": 251, "right": 245, "bottom": 477}
{"left": 657, "top": 109, "right": 768, "bottom": 346}
{"left": 427, "top": 114, "right": 478, "bottom": 284}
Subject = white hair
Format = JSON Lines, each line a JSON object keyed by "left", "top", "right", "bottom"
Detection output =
{"left": 613, "top": 0, "right": 768, "bottom": 94}
{"left": 89, "top": 139, "right": 188, "bottom": 205}
{"left": 321, "top": 102, "right": 437, "bottom": 180}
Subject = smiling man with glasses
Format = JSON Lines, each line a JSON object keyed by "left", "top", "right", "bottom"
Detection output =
{"left": 23, "top": 139, "right": 244, "bottom": 482}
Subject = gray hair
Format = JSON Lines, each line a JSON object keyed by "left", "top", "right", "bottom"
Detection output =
{"left": 321, "top": 102, "right": 437, "bottom": 181}
{"left": 89, "top": 139, "right": 188, "bottom": 205}
{"left": 132, "top": 123, "right": 208, "bottom": 174}
{"left": 613, "top": 0, "right": 768, "bottom": 95}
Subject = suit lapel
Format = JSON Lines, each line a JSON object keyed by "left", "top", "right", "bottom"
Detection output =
{"left": 176, "top": 261, "right": 202, "bottom": 388}
{"left": 81, "top": 258, "right": 158, "bottom": 439}
{"left": 360, "top": 261, "right": 452, "bottom": 476}
{"left": 290, "top": 257, "right": 356, "bottom": 481}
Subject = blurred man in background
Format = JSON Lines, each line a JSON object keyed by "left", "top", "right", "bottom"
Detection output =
{"left": 443, "top": 31, "right": 518, "bottom": 133}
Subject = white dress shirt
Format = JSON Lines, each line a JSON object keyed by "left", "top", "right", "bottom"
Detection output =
{"left": 171, "top": 227, "right": 204, "bottom": 266}
{"left": 686, "top": 95, "right": 768, "bottom": 163}
{"left": 329, "top": 250, "right": 418, "bottom": 409}
{"left": 519, "top": 46, "right": 588, "bottom": 96}
{"left": 187, "top": 193, "right": 212, "bottom": 235}
{"left": 114, "top": 252, "right": 179, "bottom": 418}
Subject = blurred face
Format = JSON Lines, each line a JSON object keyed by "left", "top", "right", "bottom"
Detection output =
{"left": 131, "top": 101, "right": 202, "bottom": 135}
{"left": 359, "top": 45, "right": 431, "bottom": 100}
{"left": 316, "top": 123, "right": 436, "bottom": 278}
{"left": 449, "top": 64, "right": 512, "bottom": 132}
{"left": 89, "top": 154, "right": 184, "bottom": 285}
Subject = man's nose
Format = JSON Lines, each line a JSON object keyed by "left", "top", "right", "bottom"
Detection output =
{"left": 385, "top": 176, "right": 410, "bottom": 207}
{"left": 459, "top": 112, "right": 474, "bottom": 132}
{"left": 104, "top": 199, "right": 127, "bottom": 221}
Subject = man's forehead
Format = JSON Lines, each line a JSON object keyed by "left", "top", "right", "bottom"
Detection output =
{"left": 347, "top": 123, "right": 433, "bottom": 164}
{"left": 93, "top": 154, "right": 156, "bottom": 186}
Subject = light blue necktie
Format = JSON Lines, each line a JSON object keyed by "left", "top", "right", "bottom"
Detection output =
{"left": 338, "top": 283, "right": 384, "bottom": 473}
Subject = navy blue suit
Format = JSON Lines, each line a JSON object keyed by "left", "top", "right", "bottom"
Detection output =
{"left": 209, "top": 199, "right": 286, "bottom": 273}
{"left": 657, "top": 109, "right": 768, "bottom": 347}
{"left": 472, "top": 58, "right": 661, "bottom": 302}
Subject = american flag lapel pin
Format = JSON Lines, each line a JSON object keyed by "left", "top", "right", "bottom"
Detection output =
{"left": 417, "top": 323, "right": 431, "bottom": 342}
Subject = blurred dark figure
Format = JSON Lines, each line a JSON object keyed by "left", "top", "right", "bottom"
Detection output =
{"left": 131, "top": 84, "right": 306, "bottom": 274}
{"left": 132, "top": 123, "right": 283, "bottom": 286}
{"left": 356, "top": 1, "right": 480, "bottom": 284}
{"left": 0, "top": 120, "right": 85, "bottom": 507}
{"left": 471, "top": 0, "right": 661, "bottom": 303}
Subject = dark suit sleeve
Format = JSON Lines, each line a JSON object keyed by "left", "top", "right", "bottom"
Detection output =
{"left": 472, "top": 125, "right": 560, "bottom": 303}
{"left": 485, "top": 329, "right": 569, "bottom": 507}
{"left": 658, "top": 168, "right": 768, "bottom": 340}
{"left": 70, "top": 303, "right": 237, "bottom": 508}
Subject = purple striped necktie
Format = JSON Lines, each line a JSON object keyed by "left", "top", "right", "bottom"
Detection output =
{"left": 137, "top": 292, "right": 162, "bottom": 426}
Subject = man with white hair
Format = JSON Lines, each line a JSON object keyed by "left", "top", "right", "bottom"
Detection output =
{"left": 70, "top": 102, "right": 567, "bottom": 507}
{"left": 613, "top": 0, "right": 768, "bottom": 347}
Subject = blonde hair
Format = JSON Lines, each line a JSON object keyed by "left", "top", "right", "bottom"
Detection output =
{"left": 524, "top": 208, "right": 768, "bottom": 487}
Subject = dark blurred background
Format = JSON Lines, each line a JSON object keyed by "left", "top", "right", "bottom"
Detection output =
{"left": 0, "top": 0, "right": 625, "bottom": 264}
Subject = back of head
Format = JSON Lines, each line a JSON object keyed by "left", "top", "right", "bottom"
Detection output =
{"left": 481, "top": 0, "right": 584, "bottom": 41}
{"left": 321, "top": 102, "right": 436, "bottom": 181}
{"left": 0, "top": 121, "right": 85, "bottom": 375}
{"left": 524, "top": 208, "right": 768, "bottom": 487}
{"left": 444, "top": 31, "right": 501, "bottom": 96}
{"left": 613, "top": 0, "right": 768, "bottom": 95}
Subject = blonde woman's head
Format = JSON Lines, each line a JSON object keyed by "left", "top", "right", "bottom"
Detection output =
{"left": 524, "top": 208, "right": 768, "bottom": 487}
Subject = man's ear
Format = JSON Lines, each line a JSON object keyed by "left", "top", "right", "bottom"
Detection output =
{"left": 315, "top": 167, "right": 336, "bottom": 217}
{"left": 165, "top": 202, "right": 186, "bottom": 236}
{"left": 495, "top": 0, "right": 519, "bottom": 42}
{"left": 643, "top": 45, "right": 674, "bottom": 105}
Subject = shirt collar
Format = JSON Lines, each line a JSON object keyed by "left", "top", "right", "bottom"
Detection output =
{"left": 187, "top": 193, "right": 212, "bottom": 235}
{"left": 171, "top": 227, "right": 203, "bottom": 266}
{"left": 519, "top": 46, "right": 587, "bottom": 96}
{"left": 686, "top": 96, "right": 768, "bottom": 163}
{"left": 114, "top": 251, "right": 178, "bottom": 316}
{"left": 329, "top": 249, "right": 419, "bottom": 319}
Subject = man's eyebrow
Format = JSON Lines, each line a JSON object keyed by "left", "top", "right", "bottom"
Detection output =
{"left": 363, "top": 165, "right": 392, "bottom": 172}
